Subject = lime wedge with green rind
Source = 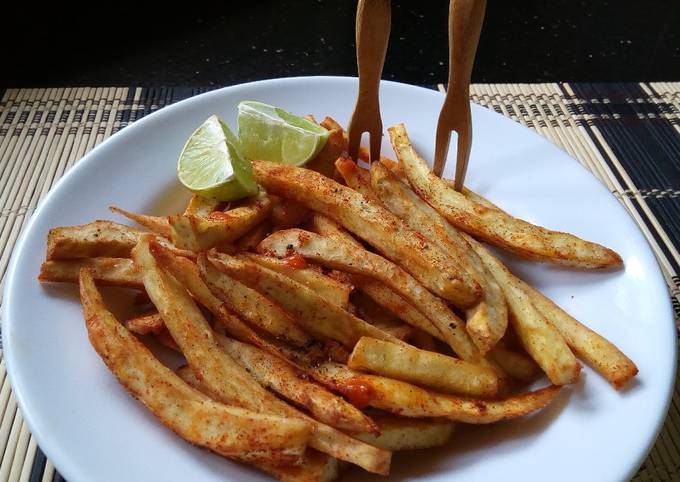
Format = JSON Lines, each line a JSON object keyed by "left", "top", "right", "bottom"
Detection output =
{"left": 177, "top": 115, "right": 258, "bottom": 201}
{"left": 237, "top": 101, "right": 329, "bottom": 166}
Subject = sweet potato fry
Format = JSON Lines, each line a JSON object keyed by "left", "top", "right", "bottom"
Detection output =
{"left": 251, "top": 160, "right": 481, "bottom": 306}
{"left": 355, "top": 416, "right": 454, "bottom": 451}
{"left": 312, "top": 362, "right": 561, "bottom": 423}
{"left": 243, "top": 253, "right": 351, "bottom": 308}
{"left": 216, "top": 334, "right": 379, "bottom": 435}
{"left": 109, "top": 206, "right": 171, "bottom": 237}
{"left": 46, "top": 220, "right": 192, "bottom": 260}
{"left": 464, "top": 234, "right": 581, "bottom": 385}
{"left": 371, "top": 160, "right": 508, "bottom": 354}
{"left": 207, "top": 252, "right": 404, "bottom": 349}
{"left": 348, "top": 337, "right": 499, "bottom": 397}
{"left": 184, "top": 194, "right": 221, "bottom": 217}
{"left": 79, "top": 268, "right": 310, "bottom": 465}
{"left": 169, "top": 192, "right": 271, "bottom": 251}
{"left": 257, "top": 229, "right": 480, "bottom": 361}
{"left": 39, "top": 258, "right": 143, "bottom": 289}
{"left": 516, "top": 278, "right": 638, "bottom": 388}
{"left": 388, "top": 123, "right": 622, "bottom": 269}
{"left": 197, "top": 254, "right": 314, "bottom": 347}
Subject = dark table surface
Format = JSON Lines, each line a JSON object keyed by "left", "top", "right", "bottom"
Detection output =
{"left": 3, "top": 0, "right": 679, "bottom": 88}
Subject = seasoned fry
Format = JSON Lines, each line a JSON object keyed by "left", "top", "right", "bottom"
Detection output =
{"left": 306, "top": 214, "right": 438, "bottom": 339}
{"left": 109, "top": 206, "right": 171, "bottom": 237}
{"left": 306, "top": 117, "right": 348, "bottom": 179}
{"left": 46, "top": 220, "right": 193, "bottom": 260}
{"left": 197, "top": 254, "right": 314, "bottom": 347}
{"left": 517, "top": 278, "right": 638, "bottom": 388}
{"left": 320, "top": 116, "right": 345, "bottom": 133}
{"left": 251, "top": 160, "right": 481, "bottom": 306}
{"left": 42, "top": 112, "right": 641, "bottom": 481}
{"left": 335, "top": 157, "right": 380, "bottom": 202}
{"left": 244, "top": 253, "right": 351, "bottom": 308}
{"left": 133, "top": 236, "right": 277, "bottom": 410}
{"left": 355, "top": 416, "right": 454, "bottom": 451}
{"left": 351, "top": 292, "right": 414, "bottom": 341}
{"left": 371, "top": 160, "right": 508, "bottom": 354}
{"left": 39, "top": 258, "right": 143, "bottom": 289}
{"left": 149, "top": 240, "right": 317, "bottom": 357}
{"left": 169, "top": 191, "right": 271, "bottom": 251}
{"left": 312, "top": 362, "right": 561, "bottom": 423}
{"left": 79, "top": 268, "right": 310, "bottom": 466}
{"left": 270, "top": 195, "right": 309, "bottom": 230}
{"left": 348, "top": 337, "right": 499, "bottom": 397}
{"left": 352, "top": 277, "right": 443, "bottom": 342}
{"left": 263, "top": 451, "right": 340, "bottom": 482}
{"left": 184, "top": 194, "right": 221, "bottom": 217}
{"left": 388, "top": 123, "right": 622, "bottom": 269}
{"left": 124, "top": 312, "right": 165, "bottom": 335}
{"left": 176, "top": 363, "right": 391, "bottom": 475}
{"left": 207, "top": 252, "right": 404, "bottom": 349}
{"left": 306, "top": 212, "right": 362, "bottom": 248}
{"left": 464, "top": 234, "right": 581, "bottom": 385}
{"left": 216, "top": 334, "right": 379, "bottom": 435}
{"left": 46, "top": 220, "right": 141, "bottom": 260}
{"left": 135, "top": 236, "right": 391, "bottom": 474}
{"left": 257, "top": 229, "right": 480, "bottom": 361}
{"left": 236, "top": 221, "right": 272, "bottom": 251}
{"left": 489, "top": 347, "right": 541, "bottom": 383}
{"left": 175, "top": 368, "right": 341, "bottom": 482}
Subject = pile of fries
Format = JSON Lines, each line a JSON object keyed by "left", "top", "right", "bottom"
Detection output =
{"left": 39, "top": 116, "right": 638, "bottom": 481}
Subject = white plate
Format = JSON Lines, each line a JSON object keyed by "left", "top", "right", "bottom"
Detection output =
{"left": 3, "top": 77, "right": 675, "bottom": 482}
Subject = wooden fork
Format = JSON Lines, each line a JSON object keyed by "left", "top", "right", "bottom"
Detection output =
{"left": 348, "top": 0, "right": 391, "bottom": 163}
{"left": 433, "top": 0, "right": 486, "bottom": 189}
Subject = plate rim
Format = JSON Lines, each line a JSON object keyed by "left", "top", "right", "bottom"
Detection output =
{"left": 2, "top": 75, "right": 676, "bottom": 482}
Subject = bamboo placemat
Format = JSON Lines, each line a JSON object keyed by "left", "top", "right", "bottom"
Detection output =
{"left": 0, "top": 83, "right": 678, "bottom": 481}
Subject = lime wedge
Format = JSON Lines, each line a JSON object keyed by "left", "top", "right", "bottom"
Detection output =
{"left": 177, "top": 115, "right": 258, "bottom": 201}
{"left": 237, "top": 101, "right": 329, "bottom": 166}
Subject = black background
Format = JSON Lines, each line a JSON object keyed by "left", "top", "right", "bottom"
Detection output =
{"left": 3, "top": 0, "right": 679, "bottom": 87}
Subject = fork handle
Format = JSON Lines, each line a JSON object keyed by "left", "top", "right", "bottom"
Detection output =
{"left": 349, "top": 0, "right": 391, "bottom": 160}
{"left": 447, "top": 0, "right": 486, "bottom": 97}
{"left": 355, "top": 0, "right": 391, "bottom": 98}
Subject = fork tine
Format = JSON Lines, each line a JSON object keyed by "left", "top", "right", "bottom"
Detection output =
{"left": 433, "top": 121, "right": 452, "bottom": 177}
{"left": 369, "top": 126, "right": 382, "bottom": 163}
{"left": 453, "top": 111, "right": 472, "bottom": 190}
{"left": 348, "top": 117, "right": 362, "bottom": 161}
